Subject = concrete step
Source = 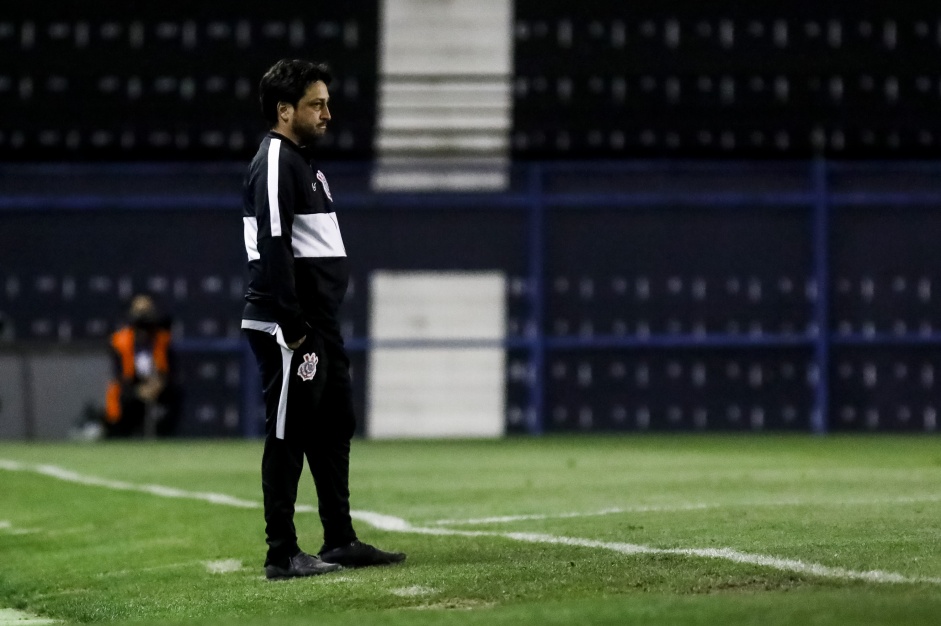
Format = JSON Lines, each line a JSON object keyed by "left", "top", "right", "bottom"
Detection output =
{"left": 376, "top": 0, "right": 512, "bottom": 190}
{"left": 380, "top": 0, "right": 512, "bottom": 74}
{"left": 372, "top": 156, "right": 510, "bottom": 191}
{"left": 381, "top": 80, "right": 511, "bottom": 108}
{"left": 376, "top": 131, "right": 509, "bottom": 152}
{"left": 379, "top": 115, "right": 511, "bottom": 132}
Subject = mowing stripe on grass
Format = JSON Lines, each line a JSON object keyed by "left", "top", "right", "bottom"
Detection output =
{"left": 432, "top": 494, "right": 941, "bottom": 526}
{"left": 3, "top": 459, "right": 940, "bottom": 586}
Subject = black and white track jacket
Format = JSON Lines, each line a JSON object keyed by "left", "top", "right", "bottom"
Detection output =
{"left": 241, "top": 131, "right": 349, "bottom": 346}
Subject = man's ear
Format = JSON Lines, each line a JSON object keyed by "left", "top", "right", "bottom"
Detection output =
{"left": 277, "top": 101, "right": 293, "bottom": 122}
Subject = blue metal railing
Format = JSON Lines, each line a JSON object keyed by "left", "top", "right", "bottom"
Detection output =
{"left": 332, "top": 160, "right": 938, "bottom": 435}
{"left": 6, "top": 160, "right": 941, "bottom": 435}
{"left": 811, "top": 159, "right": 831, "bottom": 434}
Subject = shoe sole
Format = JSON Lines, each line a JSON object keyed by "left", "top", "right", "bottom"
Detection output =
{"left": 320, "top": 557, "right": 406, "bottom": 569}
{"left": 265, "top": 566, "right": 342, "bottom": 580}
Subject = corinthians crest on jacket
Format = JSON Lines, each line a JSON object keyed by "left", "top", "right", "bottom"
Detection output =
{"left": 297, "top": 353, "right": 319, "bottom": 381}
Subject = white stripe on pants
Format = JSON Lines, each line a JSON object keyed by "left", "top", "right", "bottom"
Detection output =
{"left": 241, "top": 320, "right": 296, "bottom": 441}
{"left": 274, "top": 327, "right": 294, "bottom": 440}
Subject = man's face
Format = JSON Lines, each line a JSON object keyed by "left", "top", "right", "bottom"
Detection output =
{"left": 288, "top": 81, "right": 331, "bottom": 145}
{"left": 129, "top": 295, "right": 158, "bottom": 328}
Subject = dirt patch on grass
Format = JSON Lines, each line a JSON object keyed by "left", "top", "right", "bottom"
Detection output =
{"left": 410, "top": 598, "right": 495, "bottom": 611}
{"left": 690, "top": 575, "right": 806, "bottom": 594}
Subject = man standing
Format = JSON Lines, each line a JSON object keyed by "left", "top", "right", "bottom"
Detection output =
{"left": 242, "top": 59, "right": 405, "bottom": 580}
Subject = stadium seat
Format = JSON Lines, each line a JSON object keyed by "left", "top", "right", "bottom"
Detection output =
{"left": 513, "top": 6, "right": 941, "bottom": 158}
{"left": 0, "top": 6, "right": 378, "bottom": 160}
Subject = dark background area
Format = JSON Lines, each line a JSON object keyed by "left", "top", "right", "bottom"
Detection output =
{"left": 2, "top": 2, "right": 941, "bottom": 160}
{"left": 2, "top": 3, "right": 941, "bottom": 436}
{"left": 0, "top": 1, "right": 379, "bottom": 161}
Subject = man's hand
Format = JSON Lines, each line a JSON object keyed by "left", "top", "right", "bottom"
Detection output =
{"left": 287, "top": 335, "right": 306, "bottom": 350}
{"left": 136, "top": 377, "right": 165, "bottom": 403}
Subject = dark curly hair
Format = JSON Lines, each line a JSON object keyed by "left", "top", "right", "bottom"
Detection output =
{"left": 259, "top": 59, "right": 333, "bottom": 126}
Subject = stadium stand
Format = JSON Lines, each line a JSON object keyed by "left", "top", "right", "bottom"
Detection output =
{"left": 2, "top": 2, "right": 941, "bottom": 437}
{"left": 0, "top": 1, "right": 378, "bottom": 160}
{"left": 513, "top": 0, "right": 941, "bottom": 158}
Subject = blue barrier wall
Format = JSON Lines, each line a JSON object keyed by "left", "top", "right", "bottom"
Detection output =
{"left": 2, "top": 161, "right": 941, "bottom": 435}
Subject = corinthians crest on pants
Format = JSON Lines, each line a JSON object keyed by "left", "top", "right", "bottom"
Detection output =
{"left": 297, "top": 353, "right": 319, "bottom": 381}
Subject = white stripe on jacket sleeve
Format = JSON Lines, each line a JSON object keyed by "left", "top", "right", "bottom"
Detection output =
{"left": 243, "top": 216, "right": 260, "bottom": 261}
{"left": 266, "top": 138, "right": 282, "bottom": 237}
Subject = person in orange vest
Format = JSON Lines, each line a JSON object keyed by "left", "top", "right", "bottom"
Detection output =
{"left": 104, "top": 295, "right": 181, "bottom": 437}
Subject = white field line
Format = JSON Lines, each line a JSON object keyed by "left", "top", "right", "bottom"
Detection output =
{"left": 98, "top": 561, "right": 200, "bottom": 578}
{"left": 0, "top": 459, "right": 259, "bottom": 509}
{"left": 0, "top": 520, "right": 42, "bottom": 535}
{"left": 2, "top": 459, "right": 940, "bottom": 586}
{"left": 432, "top": 504, "right": 712, "bottom": 525}
{"left": 204, "top": 559, "right": 243, "bottom": 574}
{"left": 0, "top": 459, "right": 319, "bottom": 514}
{"left": 431, "top": 494, "right": 941, "bottom": 526}
{"left": 349, "top": 511, "right": 941, "bottom": 586}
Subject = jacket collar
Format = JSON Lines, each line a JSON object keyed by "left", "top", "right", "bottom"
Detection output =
{"left": 267, "top": 131, "right": 303, "bottom": 151}
{"left": 267, "top": 131, "right": 318, "bottom": 162}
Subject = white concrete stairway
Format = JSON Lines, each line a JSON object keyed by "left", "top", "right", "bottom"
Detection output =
{"left": 373, "top": 0, "right": 513, "bottom": 191}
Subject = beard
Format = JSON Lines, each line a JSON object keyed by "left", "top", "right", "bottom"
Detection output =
{"left": 292, "top": 119, "right": 327, "bottom": 147}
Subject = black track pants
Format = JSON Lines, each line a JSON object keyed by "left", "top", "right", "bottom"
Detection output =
{"left": 245, "top": 329, "right": 358, "bottom": 566}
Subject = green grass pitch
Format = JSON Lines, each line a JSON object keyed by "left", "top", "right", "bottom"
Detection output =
{"left": 1, "top": 435, "right": 940, "bottom": 625}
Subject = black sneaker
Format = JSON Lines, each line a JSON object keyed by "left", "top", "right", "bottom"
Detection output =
{"left": 319, "top": 540, "right": 406, "bottom": 568}
{"left": 265, "top": 551, "right": 342, "bottom": 580}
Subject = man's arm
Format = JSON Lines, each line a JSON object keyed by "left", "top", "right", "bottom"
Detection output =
{"left": 253, "top": 140, "right": 308, "bottom": 345}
